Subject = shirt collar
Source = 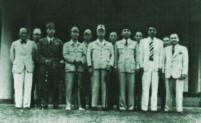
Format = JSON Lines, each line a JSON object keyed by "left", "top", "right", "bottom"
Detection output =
{"left": 47, "top": 36, "right": 54, "bottom": 42}
{"left": 122, "top": 38, "right": 130, "bottom": 44}
{"left": 83, "top": 41, "right": 89, "bottom": 45}
{"left": 172, "top": 44, "right": 179, "bottom": 48}
{"left": 70, "top": 39, "right": 79, "bottom": 45}
{"left": 97, "top": 39, "right": 106, "bottom": 44}
{"left": 148, "top": 36, "right": 156, "bottom": 42}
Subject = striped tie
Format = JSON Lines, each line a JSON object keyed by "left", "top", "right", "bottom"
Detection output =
{"left": 149, "top": 39, "right": 154, "bottom": 61}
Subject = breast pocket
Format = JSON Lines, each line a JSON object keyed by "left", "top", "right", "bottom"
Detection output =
{"left": 68, "top": 49, "right": 76, "bottom": 56}
{"left": 103, "top": 47, "right": 111, "bottom": 57}
{"left": 92, "top": 48, "right": 100, "bottom": 61}
{"left": 118, "top": 48, "right": 124, "bottom": 54}
{"left": 128, "top": 47, "right": 134, "bottom": 55}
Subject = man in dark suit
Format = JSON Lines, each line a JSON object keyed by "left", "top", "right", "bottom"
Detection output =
{"left": 159, "top": 36, "right": 171, "bottom": 110}
{"left": 134, "top": 32, "right": 143, "bottom": 111}
{"left": 31, "top": 28, "right": 41, "bottom": 108}
{"left": 108, "top": 32, "right": 118, "bottom": 109}
{"left": 37, "top": 22, "right": 63, "bottom": 109}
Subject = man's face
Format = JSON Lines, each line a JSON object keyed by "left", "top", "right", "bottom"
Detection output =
{"left": 148, "top": 27, "right": 157, "bottom": 37}
{"left": 109, "top": 32, "right": 118, "bottom": 43}
{"left": 122, "top": 29, "right": 131, "bottom": 38}
{"left": 33, "top": 34, "right": 41, "bottom": 41}
{"left": 46, "top": 28, "right": 55, "bottom": 37}
{"left": 71, "top": 31, "right": 79, "bottom": 39}
{"left": 19, "top": 29, "right": 28, "bottom": 40}
{"left": 134, "top": 32, "right": 143, "bottom": 42}
{"left": 97, "top": 29, "right": 105, "bottom": 39}
{"left": 163, "top": 37, "right": 170, "bottom": 47}
{"left": 84, "top": 33, "right": 92, "bottom": 42}
{"left": 170, "top": 34, "right": 179, "bottom": 45}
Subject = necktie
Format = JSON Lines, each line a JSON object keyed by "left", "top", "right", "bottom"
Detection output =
{"left": 172, "top": 45, "right": 175, "bottom": 55}
{"left": 125, "top": 39, "right": 128, "bottom": 46}
{"left": 149, "top": 39, "right": 154, "bottom": 61}
{"left": 50, "top": 40, "right": 53, "bottom": 45}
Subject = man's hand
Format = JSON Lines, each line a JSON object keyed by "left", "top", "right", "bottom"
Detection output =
{"left": 161, "top": 73, "right": 165, "bottom": 80}
{"left": 180, "top": 74, "right": 187, "bottom": 80}
{"left": 106, "top": 65, "right": 112, "bottom": 71}
{"left": 135, "top": 68, "right": 139, "bottom": 73}
{"left": 45, "top": 59, "right": 51, "bottom": 65}
{"left": 158, "top": 68, "right": 162, "bottom": 74}
{"left": 88, "top": 66, "right": 93, "bottom": 75}
{"left": 114, "top": 67, "right": 118, "bottom": 75}
{"left": 140, "top": 67, "right": 144, "bottom": 73}
{"left": 75, "top": 59, "right": 82, "bottom": 65}
{"left": 60, "top": 60, "right": 65, "bottom": 64}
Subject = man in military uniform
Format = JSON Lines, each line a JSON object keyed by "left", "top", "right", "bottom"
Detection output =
{"left": 134, "top": 31, "right": 143, "bottom": 110}
{"left": 115, "top": 26, "right": 139, "bottom": 111}
{"left": 37, "top": 22, "right": 63, "bottom": 109}
{"left": 63, "top": 26, "right": 86, "bottom": 110}
{"left": 108, "top": 31, "right": 118, "bottom": 109}
{"left": 81, "top": 29, "right": 93, "bottom": 109}
{"left": 31, "top": 28, "right": 41, "bottom": 108}
{"left": 87, "top": 25, "right": 114, "bottom": 110}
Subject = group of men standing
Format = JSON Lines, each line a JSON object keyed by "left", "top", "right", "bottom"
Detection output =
{"left": 10, "top": 22, "right": 188, "bottom": 113}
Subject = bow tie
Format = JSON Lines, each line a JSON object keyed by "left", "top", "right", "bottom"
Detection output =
{"left": 21, "top": 40, "right": 27, "bottom": 44}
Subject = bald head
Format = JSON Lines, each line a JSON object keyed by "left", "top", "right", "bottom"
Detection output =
{"left": 19, "top": 27, "right": 28, "bottom": 40}
{"left": 134, "top": 32, "right": 143, "bottom": 43}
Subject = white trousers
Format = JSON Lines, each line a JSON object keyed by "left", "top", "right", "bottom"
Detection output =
{"left": 165, "top": 78, "right": 184, "bottom": 112}
{"left": 91, "top": 69, "right": 107, "bottom": 108}
{"left": 141, "top": 61, "right": 159, "bottom": 111}
{"left": 13, "top": 68, "right": 33, "bottom": 108}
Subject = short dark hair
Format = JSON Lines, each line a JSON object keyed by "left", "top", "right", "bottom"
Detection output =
{"left": 46, "top": 22, "right": 55, "bottom": 29}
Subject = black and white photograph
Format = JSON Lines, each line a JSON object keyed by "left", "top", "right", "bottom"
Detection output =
{"left": 0, "top": 0, "right": 200, "bottom": 122}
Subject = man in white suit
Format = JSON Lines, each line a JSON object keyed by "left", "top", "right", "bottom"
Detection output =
{"left": 163, "top": 33, "right": 188, "bottom": 113}
{"left": 10, "top": 27, "right": 37, "bottom": 109}
{"left": 140, "top": 27, "right": 163, "bottom": 111}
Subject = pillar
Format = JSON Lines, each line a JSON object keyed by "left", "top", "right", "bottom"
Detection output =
{"left": 0, "top": 0, "right": 14, "bottom": 103}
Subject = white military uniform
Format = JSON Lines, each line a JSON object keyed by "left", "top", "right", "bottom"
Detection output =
{"left": 115, "top": 38, "right": 139, "bottom": 110}
{"left": 87, "top": 39, "right": 114, "bottom": 108}
{"left": 140, "top": 37, "right": 163, "bottom": 111}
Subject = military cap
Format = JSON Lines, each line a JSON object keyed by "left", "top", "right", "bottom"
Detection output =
{"left": 97, "top": 24, "right": 105, "bottom": 31}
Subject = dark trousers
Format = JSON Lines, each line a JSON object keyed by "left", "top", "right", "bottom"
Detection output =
{"left": 159, "top": 75, "right": 166, "bottom": 110}
{"left": 108, "top": 68, "right": 118, "bottom": 109}
{"left": 81, "top": 70, "right": 91, "bottom": 108}
{"left": 31, "top": 65, "right": 39, "bottom": 107}
{"left": 38, "top": 66, "right": 60, "bottom": 107}
{"left": 135, "top": 71, "right": 142, "bottom": 110}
